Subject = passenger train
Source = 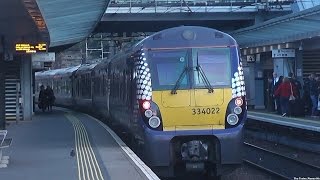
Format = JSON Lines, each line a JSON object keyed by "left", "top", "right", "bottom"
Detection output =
{"left": 35, "top": 26, "right": 247, "bottom": 178}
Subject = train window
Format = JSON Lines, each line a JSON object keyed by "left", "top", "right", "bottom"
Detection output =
{"left": 148, "top": 50, "right": 189, "bottom": 90}
{"left": 193, "top": 48, "right": 231, "bottom": 87}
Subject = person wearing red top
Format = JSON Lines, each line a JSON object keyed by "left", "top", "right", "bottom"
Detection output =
{"left": 275, "top": 77, "right": 297, "bottom": 116}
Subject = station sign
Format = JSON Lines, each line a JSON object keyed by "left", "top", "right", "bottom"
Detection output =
{"left": 246, "top": 55, "right": 256, "bottom": 63}
{"left": 32, "top": 52, "right": 55, "bottom": 62}
{"left": 272, "top": 49, "right": 295, "bottom": 58}
{"left": 15, "top": 43, "right": 47, "bottom": 53}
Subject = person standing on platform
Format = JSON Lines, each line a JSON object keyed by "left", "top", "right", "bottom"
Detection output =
{"left": 38, "top": 85, "right": 47, "bottom": 112}
{"left": 288, "top": 72, "right": 303, "bottom": 117}
{"left": 273, "top": 72, "right": 279, "bottom": 89}
{"left": 275, "top": 77, "right": 297, "bottom": 117}
{"left": 267, "top": 75, "right": 275, "bottom": 112}
{"left": 45, "top": 86, "right": 55, "bottom": 112}
{"left": 288, "top": 72, "right": 302, "bottom": 99}
{"left": 303, "top": 74, "right": 312, "bottom": 115}
{"left": 308, "top": 73, "right": 318, "bottom": 117}
{"left": 274, "top": 74, "right": 283, "bottom": 115}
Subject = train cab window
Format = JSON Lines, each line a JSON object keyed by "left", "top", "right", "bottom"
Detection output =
{"left": 193, "top": 48, "right": 231, "bottom": 87}
{"left": 148, "top": 50, "right": 189, "bottom": 90}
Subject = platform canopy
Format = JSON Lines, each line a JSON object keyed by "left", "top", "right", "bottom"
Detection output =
{"left": 36, "top": 0, "right": 110, "bottom": 47}
{"left": 0, "top": 0, "right": 40, "bottom": 52}
{"left": 231, "top": 5, "right": 320, "bottom": 48}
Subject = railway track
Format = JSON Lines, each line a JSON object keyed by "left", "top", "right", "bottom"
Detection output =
{"left": 243, "top": 142, "right": 320, "bottom": 179}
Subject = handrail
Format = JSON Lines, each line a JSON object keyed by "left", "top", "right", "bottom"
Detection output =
{"left": 0, "top": 130, "right": 7, "bottom": 146}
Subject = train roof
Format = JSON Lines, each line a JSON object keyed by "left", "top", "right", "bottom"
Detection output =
{"left": 35, "top": 63, "right": 98, "bottom": 79}
{"left": 35, "top": 65, "right": 81, "bottom": 79}
{"left": 75, "top": 63, "right": 98, "bottom": 75}
{"left": 35, "top": 69, "right": 62, "bottom": 78}
{"left": 134, "top": 26, "right": 238, "bottom": 50}
{"left": 55, "top": 65, "right": 81, "bottom": 75}
{"left": 55, "top": 65, "right": 81, "bottom": 77}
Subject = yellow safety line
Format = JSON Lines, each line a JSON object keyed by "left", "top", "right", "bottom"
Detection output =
{"left": 77, "top": 118, "right": 96, "bottom": 180}
{"left": 74, "top": 120, "right": 90, "bottom": 180}
{"left": 71, "top": 116, "right": 82, "bottom": 180}
{"left": 83, "top": 113, "right": 161, "bottom": 180}
{"left": 79, "top": 122, "right": 104, "bottom": 179}
{"left": 65, "top": 113, "right": 105, "bottom": 180}
{"left": 69, "top": 115, "right": 87, "bottom": 180}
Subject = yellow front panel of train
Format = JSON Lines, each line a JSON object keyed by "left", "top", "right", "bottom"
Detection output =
{"left": 161, "top": 90, "right": 191, "bottom": 107}
{"left": 152, "top": 88, "right": 232, "bottom": 131}
{"left": 194, "top": 89, "right": 224, "bottom": 106}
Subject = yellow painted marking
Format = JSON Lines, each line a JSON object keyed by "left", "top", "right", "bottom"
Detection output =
{"left": 83, "top": 114, "right": 161, "bottom": 180}
{"left": 65, "top": 114, "right": 104, "bottom": 180}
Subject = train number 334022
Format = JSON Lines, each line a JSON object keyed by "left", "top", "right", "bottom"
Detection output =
{"left": 192, "top": 108, "right": 220, "bottom": 115}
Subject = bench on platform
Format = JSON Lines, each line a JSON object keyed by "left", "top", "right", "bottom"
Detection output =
{"left": 0, "top": 130, "right": 12, "bottom": 168}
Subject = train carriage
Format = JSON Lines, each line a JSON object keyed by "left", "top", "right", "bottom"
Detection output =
{"left": 73, "top": 63, "right": 98, "bottom": 109}
{"left": 35, "top": 66, "right": 80, "bottom": 107}
{"left": 35, "top": 26, "right": 247, "bottom": 178}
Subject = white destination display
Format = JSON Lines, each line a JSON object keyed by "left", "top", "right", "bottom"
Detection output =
{"left": 272, "top": 49, "right": 295, "bottom": 58}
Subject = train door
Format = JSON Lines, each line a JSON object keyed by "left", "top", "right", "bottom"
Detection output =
{"left": 90, "top": 71, "right": 94, "bottom": 107}
{"left": 191, "top": 48, "right": 230, "bottom": 127}
{"left": 148, "top": 49, "right": 192, "bottom": 130}
{"left": 106, "top": 63, "right": 111, "bottom": 115}
{"left": 71, "top": 72, "right": 77, "bottom": 106}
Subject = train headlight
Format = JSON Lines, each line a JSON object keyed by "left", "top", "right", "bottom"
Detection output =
{"left": 182, "top": 30, "right": 196, "bottom": 40}
{"left": 142, "top": 101, "right": 151, "bottom": 110}
{"left": 235, "top": 98, "right": 243, "bottom": 106}
{"left": 234, "top": 107, "right": 242, "bottom": 115}
{"left": 148, "top": 116, "right": 161, "bottom": 128}
{"left": 227, "top": 114, "right": 239, "bottom": 125}
{"left": 144, "top": 110, "right": 153, "bottom": 118}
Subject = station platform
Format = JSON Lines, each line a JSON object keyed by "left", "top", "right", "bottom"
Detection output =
{"left": 0, "top": 108, "right": 159, "bottom": 180}
{"left": 247, "top": 111, "right": 320, "bottom": 132}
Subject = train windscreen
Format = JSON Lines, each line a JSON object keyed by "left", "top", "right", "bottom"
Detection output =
{"left": 148, "top": 49, "right": 189, "bottom": 90}
{"left": 193, "top": 48, "right": 231, "bottom": 88}
{"left": 148, "top": 48, "right": 231, "bottom": 90}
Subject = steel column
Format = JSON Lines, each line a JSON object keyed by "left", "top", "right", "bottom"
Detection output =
{"left": 20, "top": 55, "right": 32, "bottom": 121}
{"left": 0, "top": 54, "right": 5, "bottom": 129}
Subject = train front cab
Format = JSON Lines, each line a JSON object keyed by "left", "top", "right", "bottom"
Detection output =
{"left": 136, "top": 46, "right": 246, "bottom": 177}
{"left": 141, "top": 98, "right": 246, "bottom": 177}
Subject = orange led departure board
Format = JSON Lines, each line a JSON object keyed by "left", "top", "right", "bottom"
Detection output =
{"left": 15, "top": 43, "right": 47, "bottom": 53}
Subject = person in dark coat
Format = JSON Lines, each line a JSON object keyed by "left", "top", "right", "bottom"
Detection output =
{"left": 45, "top": 86, "right": 55, "bottom": 112}
{"left": 288, "top": 72, "right": 302, "bottom": 99}
{"left": 303, "top": 75, "right": 312, "bottom": 115}
{"left": 274, "top": 75, "right": 283, "bottom": 114}
{"left": 38, "top": 85, "right": 47, "bottom": 112}
{"left": 266, "top": 76, "right": 275, "bottom": 111}
{"left": 288, "top": 72, "right": 303, "bottom": 116}
{"left": 308, "top": 73, "right": 318, "bottom": 116}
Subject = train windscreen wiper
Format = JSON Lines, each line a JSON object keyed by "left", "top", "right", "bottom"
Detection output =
{"left": 171, "top": 67, "right": 189, "bottom": 94}
{"left": 196, "top": 54, "right": 214, "bottom": 93}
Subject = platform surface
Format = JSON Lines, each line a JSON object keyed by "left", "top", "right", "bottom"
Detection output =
{"left": 0, "top": 108, "right": 159, "bottom": 180}
{"left": 248, "top": 111, "right": 320, "bottom": 132}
